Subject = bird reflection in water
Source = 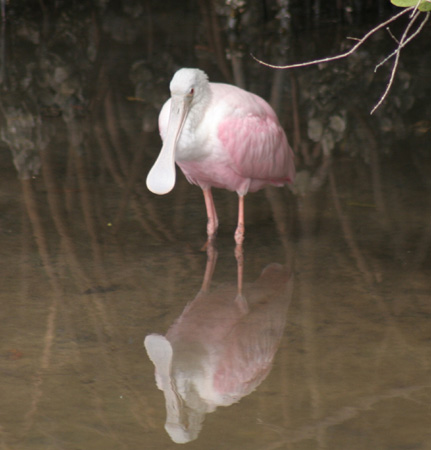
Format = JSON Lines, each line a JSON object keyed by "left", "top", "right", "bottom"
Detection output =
{"left": 144, "top": 246, "right": 293, "bottom": 443}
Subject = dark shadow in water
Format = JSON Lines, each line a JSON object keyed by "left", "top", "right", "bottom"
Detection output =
{"left": 145, "top": 245, "right": 293, "bottom": 444}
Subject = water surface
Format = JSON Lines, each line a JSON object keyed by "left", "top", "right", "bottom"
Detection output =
{"left": 0, "top": 3, "right": 430, "bottom": 449}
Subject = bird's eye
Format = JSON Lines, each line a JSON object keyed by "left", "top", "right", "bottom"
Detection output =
{"left": 189, "top": 88, "right": 194, "bottom": 95}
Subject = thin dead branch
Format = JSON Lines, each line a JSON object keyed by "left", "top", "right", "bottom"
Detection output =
{"left": 370, "top": 9, "right": 429, "bottom": 113}
{"left": 252, "top": 7, "right": 430, "bottom": 114}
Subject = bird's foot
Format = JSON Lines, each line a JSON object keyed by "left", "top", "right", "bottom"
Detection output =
{"left": 234, "top": 224, "right": 245, "bottom": 246}
{"left": 206, "top": 220, "right": 218, "bottom": 241}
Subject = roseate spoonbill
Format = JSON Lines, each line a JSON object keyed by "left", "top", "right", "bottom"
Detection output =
{"left": 145, "top": 249, "right": 292, "bottom": 443}
{"left": 146, "top": 68, "right": 295, "bottom": 244}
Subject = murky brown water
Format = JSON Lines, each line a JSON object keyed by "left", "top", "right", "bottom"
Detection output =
{"left": 0, "top": 3, "right": 430, "bottom": 450}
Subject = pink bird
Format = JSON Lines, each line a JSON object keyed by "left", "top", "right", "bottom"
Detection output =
{"left": 146, "top": 68, "right": 295, "bottom": 244}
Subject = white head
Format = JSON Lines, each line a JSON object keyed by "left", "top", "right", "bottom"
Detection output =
{"left": 169, "top": 68, "right": 209, "bottom": 102}
{"left": 146, "top": 68, "right": 210, "bottom": 195}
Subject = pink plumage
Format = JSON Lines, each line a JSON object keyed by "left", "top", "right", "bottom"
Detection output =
{"left": 146, "top": 68, "right": 295, "bottom": 244}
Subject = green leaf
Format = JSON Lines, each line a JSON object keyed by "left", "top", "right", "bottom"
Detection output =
{"left": 391, "top": 0, "right": 431, "bottom": 10}
{"left": 391, "top": 0, "right": 416, "bottom": 5}
{"left": 419, "top": 1, "right": 431, "bottom": 11}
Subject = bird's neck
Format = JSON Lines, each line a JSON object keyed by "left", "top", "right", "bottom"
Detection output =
{"left": 176, "top": 85, "right": 212, "bottom": 161}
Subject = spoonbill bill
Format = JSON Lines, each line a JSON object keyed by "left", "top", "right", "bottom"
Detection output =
{"left": 146, "top": 68, "right": 295, "bottom": 244}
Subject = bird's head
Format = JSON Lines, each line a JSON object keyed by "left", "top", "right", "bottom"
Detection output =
{"left": 170, "top": 68, "right": 209, "bottom": 103}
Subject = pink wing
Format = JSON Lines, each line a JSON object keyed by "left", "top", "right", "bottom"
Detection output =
{"left": 217, "top": 88, "right": 295, "bottom": 187}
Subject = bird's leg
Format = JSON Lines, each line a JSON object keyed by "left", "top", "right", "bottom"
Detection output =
{"left": 201, "top": 242, "right": 218, "bottom": 292}
{"left": 234, "top": 195, "right": 245, "bottom": 245}
{"left": 234, "top": 242, "right": 248, "bottom": 314}
{"left": 235, "top": 243, "right": 244, "bottom": 297}
{"left": 203, "top": 188, "right": 219, "bottom": 242}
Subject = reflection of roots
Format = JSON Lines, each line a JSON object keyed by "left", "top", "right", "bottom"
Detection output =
{"left": 261, "top": 384, "right": 429, "bottom": 448}
{"left": 329, "top": 170, "right": 374, "bottom": 285}
{"left": 94, "top": 118, "right": 173, "bottom": 242}
{"left": 18, "top": 168, "right": 156, "bottom": 443}
{"left": 23, "top": 297, "right": 57, "bottom": 436}
{"left": 20, "top": 179, "right": 59, "bottom": 435}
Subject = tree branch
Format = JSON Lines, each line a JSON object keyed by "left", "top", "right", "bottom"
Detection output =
{"left": 251, "top": 7, "right": 413, "bottom": 70}
{"left": 370, "top": 10, "right": 429, "bottom": 114}
{"left": 252, "top": 6, "right": 430, "bottom": 114}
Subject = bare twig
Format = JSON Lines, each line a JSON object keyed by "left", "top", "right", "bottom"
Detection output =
{"left": 370, "top": 10, "right": 429, "bottom": 114}
{"left": 252, "top": 7, "right": 430, "bottom": 114}
{"left": 252, "top": 7, "right": 413, "bottom": 70}
{"left": 374, "top": 11, "right": 427, "bottom": 71}
{"left": 410, "top": 0, "right": 423, "bottom": 18}
{"left": 385, "top": 26, "right": 400, "bottom": 44}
